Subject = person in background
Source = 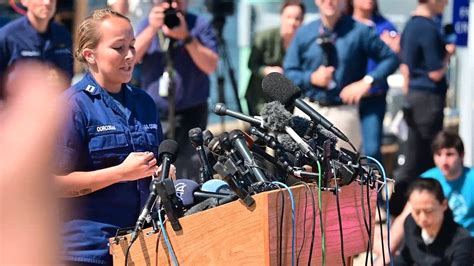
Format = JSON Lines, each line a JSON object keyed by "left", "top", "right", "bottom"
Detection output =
{"left": 135, "top": 0, "right": 218, "bottom": 180}
{"left": 245, "top": 0, "right": 305, "bottom": 116}
{"left": 55, "top": 9, "right": 167, "bottom": 265}
{"left": 375, "top": 131, "right": 474, "bottom": 265}
{"left": 390, "top": 0, "right": 454, "bottom": 217}
{"left": 283, "top": 0, "right": 399, "bottom": 151}
{"left": 1, "top": 61, "right": 67, "bottom": 265}
{"left": 0, "top": 0, "right": 73, "bottom": 82}
{"left": 393, "top": 178, "right": 472, "bottom": 265}
{"left": 347, "top": 0, "right": 399, "bottom": 162}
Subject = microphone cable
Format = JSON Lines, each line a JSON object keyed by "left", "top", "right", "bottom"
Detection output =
{"left": 376, "top": 196, "right": 387, "bottom": 266}
{"left": 332, "top": 162, "right": 346, "bottom": 266}
{"left": 157, "top": 202, "right": 179, "bottom": 266}
{"left": 272, "top": 181, "right": 296, "bottom": 266}
{"left": 366, "top": 156, "right": 393, "bottom": 266}
{"left": 364, "top": 174, "right": 374, "bottom": 266}
{"left": 277, "top": 186, "right": 285, "bottom": 266}
{"left": 316, "top": 160, "right": 326, "bottom": 266}
{"left": 293, "top": 181, "right": 316, "bottom": 266}
{"left": 357, "top": 162, "right": 373, "bottom": 266}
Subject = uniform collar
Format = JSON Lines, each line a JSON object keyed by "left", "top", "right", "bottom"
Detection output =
{"left": 81, "top": 72, "right": 137, "bottom": 121}
{"left": 81, "top": 72, "right": 136, "bottom": 97}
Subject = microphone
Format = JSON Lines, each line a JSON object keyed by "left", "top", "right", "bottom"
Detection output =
{"left": 228, "top": 129, "right": 268, "bottom": 183}
{"left": 158, "top": 139, "right": 179, "bottom": 181}
{"left": 201, "top": 179, "right": 231, "bottom": 193}
{"left": 260, "top": 101, "right": 319, "bottom": 162}
{"left": 202, "top": 129, "right": 214, "bottom": 146}
{"left": 214, "top": 103, "right": 263, "bottom": 127}
{"left": 155, "top": 139, "right": 182, "bottom": 231}
{"left": 189, "top": 127, "right": 213, "bottom": 183}
{"left": 261, "top": 72, "right": 349, "bottom": 143}
{"left": 131, "top": 140, "right": 182, "bottom": 242}
{"left": 174, "top": 179, "right": 234, "bottom": 208}
{"left": 174, "top": 178, "right": 200, "bottom": 207}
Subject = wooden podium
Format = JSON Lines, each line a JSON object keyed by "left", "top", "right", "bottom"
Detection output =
{"left": 110, "top": 183, "right": 377, "bottom": 265}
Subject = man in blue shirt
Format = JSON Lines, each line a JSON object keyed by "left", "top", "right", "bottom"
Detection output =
{"left": 283, "top": 0, "right": 398, "bottom": 150}
{"left": 135, "top": 0, "right": 218, "bottom": 179}
{"left": 0, "top": 0, "right": 73, "bottom": 82}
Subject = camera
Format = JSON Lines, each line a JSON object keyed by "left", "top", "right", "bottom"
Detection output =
{"left": 163, "top": 0, "right": 180, "bottom": 29}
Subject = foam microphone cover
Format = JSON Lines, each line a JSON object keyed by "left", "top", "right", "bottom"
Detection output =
{"left": 262, "top": 72, "right": 301, "bottom": 106}
{"left": 276, "top": 133, "right": 298, "bottom": 153}
{"left": 289, "top": 116, "right": 312, "bottom": 137}
{"left": 201, "top": 179, "right": 230, "bottom": 193}
{"left": 174, "top": 179, "right": 200, "bottom": 207}
{"left": 260, "top": 101, "right": 292, "bottom": 132}
{"left": 158, "top": 139, "right": 179, "bottom": 163}
{"left": 316, "top": 124, "right": 338, "bottom": 143}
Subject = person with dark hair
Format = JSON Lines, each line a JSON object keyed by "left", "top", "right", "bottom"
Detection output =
{"left": 283, "top": 0, "right": 399, "bottom": 151}
{"left": 393, "top": 178, "right": 472, "bottom": 265}
{"left": 0, "top": 0, "right": 73, "bottom": 82}
{"left": 135, "top": 0, "right": 218, "bottom": 180}
{"left": 375, "top": 131, "right": 474, "bottom": 265}
{"left": 55, "top": 8, "right": 170, "bottom": 265}
{"left": 393, "top": 0, "right": 454, "bottom": 212}
{"left": 245, "top": 0, "right": 305, "bottom": 116}
{"left": 348, "top": 0, "right": 399, "bottom": 162}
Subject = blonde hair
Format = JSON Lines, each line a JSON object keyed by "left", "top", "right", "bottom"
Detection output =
{"left": 74, "top": 8, "right": 130, "bottom": 64}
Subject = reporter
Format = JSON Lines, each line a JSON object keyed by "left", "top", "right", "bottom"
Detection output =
{"left": 55, "top": 9, "right": 163, "bottom": 265}
{"left": 135, "top": 0, "right": 218, "bottom": 180}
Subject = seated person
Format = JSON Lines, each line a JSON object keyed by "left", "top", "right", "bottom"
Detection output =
{"left": 394, "top": 178, "right": 472, "bottom": 265}
{"left": 376, "top": 131, "right": 474, "bottom": 265}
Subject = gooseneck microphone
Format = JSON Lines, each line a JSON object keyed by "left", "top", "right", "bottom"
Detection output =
{"left": 262, "top": 72, "right": 350, "bottom": 143}
{"left": 189, "top": 127, "right": 213, "bottom": 183}
{"left": 130, "top": 139, "right": 181, "bottom": 243}
{"left": 214, "top": 103, "right": 262, "bottom": 127}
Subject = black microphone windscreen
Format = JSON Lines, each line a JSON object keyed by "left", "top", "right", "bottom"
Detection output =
{"left": 289, "top": 116, "right": 312, "bottom": 137}
{"left": 262, "top": 72, "right": 301, "bottom": 105}
{"left": 316, "top": 124, "right": 338, "bottom": 143}
{"left": 276, "top": 133, "right": 298, "bottom": 152}
{"left": 158, "top": 139, "right": 179, "bottom": 162}
{"left": 260, "top": 101, "right": 292, "bottom": 132}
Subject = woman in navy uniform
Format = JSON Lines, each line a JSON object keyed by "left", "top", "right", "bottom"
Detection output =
{"left": 55, "top": 9, "right": 163, "bottom": 265}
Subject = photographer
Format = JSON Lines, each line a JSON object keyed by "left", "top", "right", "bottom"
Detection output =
{"left": 135, "top": 0, "right": 218, "bottom": 179}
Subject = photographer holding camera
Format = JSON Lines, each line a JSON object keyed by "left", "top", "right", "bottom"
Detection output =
{"left": 135, "top": 0, "right": 218, "bottom": 180}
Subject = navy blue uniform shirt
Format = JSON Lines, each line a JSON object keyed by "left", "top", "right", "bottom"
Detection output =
{"left": 0, "top": 16, "right": 73, "bottom": 80}
{"left": 284, "top": 15, "right": 399, "bottom": 105}
{"left": 401, "top": 16, "right": 448, "bottom": 95}
{"left": 135, "top": 12, "right": 217, "bottom": 112}
{"left": 56, "top": 73, "right": 162, "bottom": 264}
